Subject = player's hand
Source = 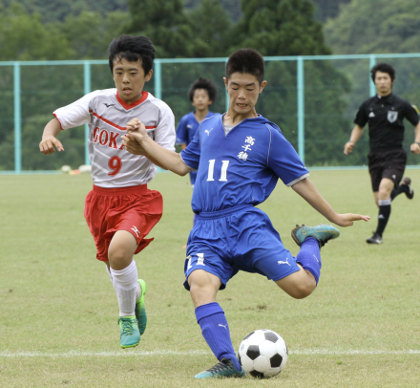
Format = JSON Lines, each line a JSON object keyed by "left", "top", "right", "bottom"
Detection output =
{"left": 333, "top": 213, "right": 370, "bottom": 227}
{"left": 122, "top": 132, "right": 148, "bottom": 155}
{"left": 343, "top": 141, "right": 354, "bottom": 155}
{"left": 39, "top": 136, "right": 64, "bottom": 154}
{"left": 126, "top": 118, "right": 146, "bottom": 135}
{"left": 410, "top": 142, "right": 420, "bottom": 154}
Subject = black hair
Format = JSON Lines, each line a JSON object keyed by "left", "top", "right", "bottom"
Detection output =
{"left": 188, "top": 77, "right": 217, "bottom": 102}
{"left": 370, "top": 63, "right": 395, "bottom": 82}
{"left": 108, "top": 35, "right": 155, "bottom": 74}
{"left": 225, "top": 48, "right": 264, "bottom": 84}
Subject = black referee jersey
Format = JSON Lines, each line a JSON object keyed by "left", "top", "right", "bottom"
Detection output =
{"left": 354, "top": 93, "right": 419, "bottom": 152}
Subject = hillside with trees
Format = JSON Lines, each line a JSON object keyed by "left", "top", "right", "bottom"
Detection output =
{"left": 324, "top": 0, "right": 420, "bottom": 54}
{"left": 2, "top": 0, "right": 417, "bottom": 170}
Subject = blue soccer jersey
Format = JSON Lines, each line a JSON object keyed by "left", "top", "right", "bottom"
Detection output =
{"left": 176, "top": 111, "right": 215, "bottom": 146}
{"left": 180, "top": 113, "right": 309, "bottom": 213}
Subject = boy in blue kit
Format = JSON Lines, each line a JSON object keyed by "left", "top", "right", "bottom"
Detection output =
{"left": 123, "top": 48, "right": 370, "bottom": 378}
{"left": 176, "top": 77, "right": 217, "bottom": 186}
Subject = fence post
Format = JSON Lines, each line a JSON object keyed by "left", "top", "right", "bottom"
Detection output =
{"left": 297, "top": 56, "right": 305, "bottom": 164}
{"left": 83, "top": 61, "right": 91, "bottom": 166}
{"left": 154, "top": 60, "right": 162, "bottom": 99}
{"left": 14, "top": 62, "right": 21, "bottom": 173}
{"left": 369, "top": 54, "right": 377, "bottom": 97}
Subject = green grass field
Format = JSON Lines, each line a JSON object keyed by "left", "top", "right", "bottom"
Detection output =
{"left": 1, "top": 169, "right": 419, "bottom": 387}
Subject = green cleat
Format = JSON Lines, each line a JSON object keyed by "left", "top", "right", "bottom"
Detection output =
{"left": 194, "top": 358, "right": 245, "bottom": 379}
{"left": 291, "top": 224, "right": 340, "bottom": 247}
{"left": 135, "top": 279, "right": 147, "bottom": 335}
{"left": 118, "top": 316, "right": 140, "bottom": 348}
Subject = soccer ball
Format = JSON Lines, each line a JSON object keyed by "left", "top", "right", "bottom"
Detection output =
{"left": 238, "top": 329, "right": 288, "bottom": 378}
{"left": 78, "top": 164, "right": 92, "bottom": 174}
{"left": 60, "top": 165, "right": 71, "bottom": 173}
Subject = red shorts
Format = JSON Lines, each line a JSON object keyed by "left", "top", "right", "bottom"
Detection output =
{"left": 84, "top": 184, "right": 163, "bottom": 262}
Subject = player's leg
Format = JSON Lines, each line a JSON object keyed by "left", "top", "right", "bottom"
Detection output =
{"left": 184, "top": 232, "right": 245, "bottom": 379}
{"left": 368, "top": 150, "right": 407, "bottom": 244}
{"left": 276, "top": 225, "right": 339, "bottom": 297}
{"left": 392, "top": 176, "right": 414, "bottom": 200}
{"left": 366, "top": 162, "right": 385, "bottom": 244}
{"left": 390, "top": 151, "right": 413, "bottom": 200}
{"left": 110, "top": 187, "right": 162, "bottom": 340}
{"left": 374, "top": 177, "right": 394, "bottom": 238}
{"left": 84, "top": 189, "right": 139, "bottom": 347}
{"left": 108, "top": 230, "right": 141, "bottom": 348}
{"left": 188, "top": 270, "right": 244, "bottom": 379}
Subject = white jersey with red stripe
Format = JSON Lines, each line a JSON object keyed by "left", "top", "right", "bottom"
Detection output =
{"left": 53, "top": 88, "right": 175, "bottom": 188}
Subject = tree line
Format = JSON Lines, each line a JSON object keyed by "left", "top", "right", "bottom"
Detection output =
{"left": 1, "top": 0, "right": 419, "bottom": 170}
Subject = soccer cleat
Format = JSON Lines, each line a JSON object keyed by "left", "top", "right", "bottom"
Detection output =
{"left": 118, "top": 316, "right": 140, "bottom": 348}
{"left": 194, "top": 358, "right": 245, "bottom": 379}
{"left": 135, "top": 279, "right": 147, "bottom": 335}
{"left": 401, "top": 177, "right": 414, "bottom": 199}
{"left": 291, "top": 224, "right": 340, "bottom": 247}
{"left": 366, "top": 233, "right": 383, "bottom": 244}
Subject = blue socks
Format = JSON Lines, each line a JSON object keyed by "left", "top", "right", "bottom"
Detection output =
{"left": 195, "top": 302, "right": 241, "bottom": 370}
{"left": 296, "top": 237, "right": 322, "bottom": 284}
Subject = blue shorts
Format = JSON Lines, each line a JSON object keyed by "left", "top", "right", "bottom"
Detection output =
{"left": 183, "top": 205, "right": 300, "bottom": 290}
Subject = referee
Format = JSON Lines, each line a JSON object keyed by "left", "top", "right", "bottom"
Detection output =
{"left": 344, "top": 63, "right": 420, "bottom": 244}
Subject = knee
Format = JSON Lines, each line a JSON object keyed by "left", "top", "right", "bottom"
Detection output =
{"left": 188, "top": 271, "right": 220, "bottom": 307}
{"left": 288, "top": 279, "right": 316, "bottom": 299}
{"left": 108, "top": 245, "right": 131, "bottom": 269}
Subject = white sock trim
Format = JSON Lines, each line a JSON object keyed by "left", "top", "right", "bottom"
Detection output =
{"left": 378, "top": 198, "right": 391, "bottom": 206}
{"left": 110, "top": 261, "right": 138, "bottom": 316}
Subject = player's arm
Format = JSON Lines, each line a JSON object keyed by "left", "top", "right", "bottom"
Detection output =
{"left": 291, "top": 177, "right": 370, "bottom": 227}
{"left": 39, "top": 118, "right": 64, "bottom": 154}
{"left": 409, "top": 121, "right": 420, "bottom": 155}
{"left": 123, "top": 119, "right": 191, "bottom": 176}
{"left": 343, "top": 124, "right": 364, "bottom": 155}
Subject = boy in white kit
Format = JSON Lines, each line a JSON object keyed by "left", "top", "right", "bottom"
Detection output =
{"left": 39, "top": 35, "right": 175, "bottom": 348}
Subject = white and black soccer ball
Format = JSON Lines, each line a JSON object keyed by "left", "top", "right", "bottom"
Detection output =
{"left": 238, "top": 329, "right": 288, "bottom": 378}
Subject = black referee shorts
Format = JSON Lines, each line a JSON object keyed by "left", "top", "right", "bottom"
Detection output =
{"left": 368, "top": 149, "right": 406, "bottom": 192}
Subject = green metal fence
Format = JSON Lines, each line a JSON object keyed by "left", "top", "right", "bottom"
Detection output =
{"left": 2, "top": 53, "right": 420, "bottom": 174}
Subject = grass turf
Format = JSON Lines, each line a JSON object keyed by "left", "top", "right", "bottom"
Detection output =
{"left": 0, "top": 169, "right": 419, "bottom": 387}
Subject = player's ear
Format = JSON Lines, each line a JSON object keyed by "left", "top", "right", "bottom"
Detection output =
{"left": 259, "top": 80, "right": 267, "bottom": 93}
{"left": 223, "top": 76, "right": 228, "bottom": 88}
{"left": 145, "top": 69, "right": 153, "bottom": 82}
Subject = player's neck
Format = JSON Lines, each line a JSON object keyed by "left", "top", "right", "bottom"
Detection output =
{"left": 224, "top": 109, "right": 258, "bottom": 126}
{"left": 377, "top": 90, "right": 392, "bottom": 98}
{"left": 194, "top": 109, "right": 208, "bottom": 122}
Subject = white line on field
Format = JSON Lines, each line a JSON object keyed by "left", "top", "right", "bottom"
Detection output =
{"left": 0, "top": 349, "right": 419, "bottom": 358}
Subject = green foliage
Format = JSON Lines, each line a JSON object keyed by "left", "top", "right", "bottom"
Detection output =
{"left": 311, "top": 0, "right": 351, "bottom": 22}
{"left": 0, "top": 0, "right": 128, "bottom": 22}
{"left": 233, "top": 0, "right": 330, "bottom": 56}
{"left": 185, "top": 0, "right": 243, "bottom": 22}
{"left": 324, "top": 0, "right": 420, "bottom": 54}
{"left": 0, "top": 2, "right": 74, "bottom": 61}
{"left": 126, "top": 0, "right": 197, "bottom": 58}
{"left": 0, "top": 0, "right": 383, "bottom": 170}
{"left": 187, "top": 0, "right": 232, "bottom": 57}
{"left": 60, "top": 11, "right": 127, "bottom": 59}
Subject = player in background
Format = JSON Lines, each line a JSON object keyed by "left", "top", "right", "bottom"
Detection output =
{"left": 123, "top": 48, "right": 369, "bottom": 378}
{"left": 176, "top": 78, "right": 217, "bottom": 248}
{"left": 176, "top": 77, "right": 217, "bottom": 187}
{"left": 39, "top": 35, "right": 175, "bottom": 348}
{"left": 344, "top": 62, "right": 420, "bottom": 244}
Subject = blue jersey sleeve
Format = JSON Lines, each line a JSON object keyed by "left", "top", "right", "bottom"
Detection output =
{"left": 176, "top": 114, "right": 189, "bottom": 144}
{"left": 266, "top": 124, "right": 309, "bottom": 186}
{"left": 180, "top": 127, "right": 201, "bottom": 170}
